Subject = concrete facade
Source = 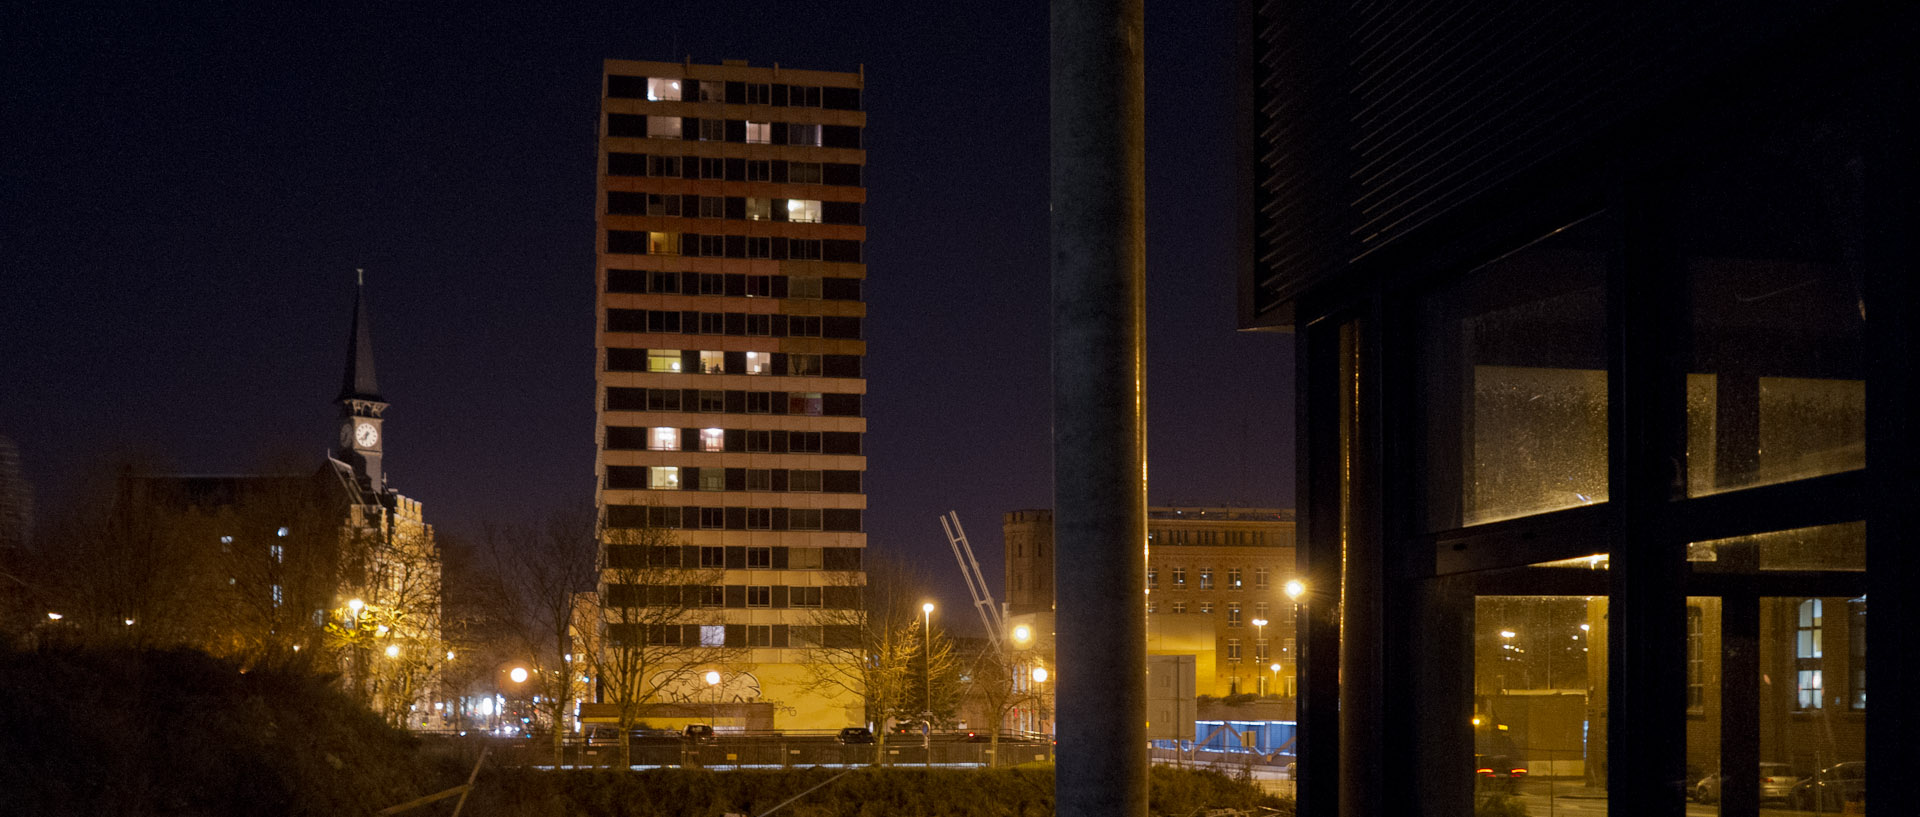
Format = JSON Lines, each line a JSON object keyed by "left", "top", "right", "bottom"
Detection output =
{"left": 593, "top": 58, "right": 868, "bottom": 731}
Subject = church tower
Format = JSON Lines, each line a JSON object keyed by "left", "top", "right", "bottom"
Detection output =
{"left": 336, "top": 272, "right": 388, "bottom": 490}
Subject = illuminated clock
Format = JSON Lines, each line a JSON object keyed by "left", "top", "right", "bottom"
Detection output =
{"left": 354, "top": 422, "right": 379, "bottom": 448}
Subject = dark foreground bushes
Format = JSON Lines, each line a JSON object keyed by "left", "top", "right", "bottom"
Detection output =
{"left": 468, "top": 763, "right": 1293, "bottom": 817}
{"left": 0, "top": 647, "right": 462, "bottom": 817}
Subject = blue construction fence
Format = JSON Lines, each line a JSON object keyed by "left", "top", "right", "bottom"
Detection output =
{"left": 1151, "top": 720, "right": 1297, "bottom": 756}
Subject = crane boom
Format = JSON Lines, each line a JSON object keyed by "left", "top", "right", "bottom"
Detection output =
{"left": 940, "top": 511, "right": 1006, "bottom": 651}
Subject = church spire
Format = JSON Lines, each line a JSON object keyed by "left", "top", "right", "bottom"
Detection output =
{"left": 339, "top": 269, "right": 383, "bottom": 403}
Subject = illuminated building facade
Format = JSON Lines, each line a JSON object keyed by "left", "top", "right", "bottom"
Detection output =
{"left": 593, "top": 58, "right": 868, "bottom": 731}
{"left": 1004, "top": 507, "right": 1298, "bottom": 697}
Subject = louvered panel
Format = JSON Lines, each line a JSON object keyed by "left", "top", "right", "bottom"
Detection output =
{"left": 1249, "top": 0, "right": 1851, "bottom": 326}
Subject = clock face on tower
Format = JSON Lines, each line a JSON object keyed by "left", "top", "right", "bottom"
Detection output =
{"left": 354, "top": 422, "right": 379, "bottom": 448}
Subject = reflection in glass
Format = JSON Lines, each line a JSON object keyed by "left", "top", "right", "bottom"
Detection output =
{"left": 1421, "top": 216, "right": 1609, "bottom": 531}
{"left": 1472, "top": 596, "right": 1605, "bottom": 810}
{"left": 1687, "top": 522, "right": 1865, "bottom": 573}
{"left": 1681, "top": 117, "right": 1867, "bottom": 497}
{"left": 1760, "top": 596, "right": 1866, "bottom": 812}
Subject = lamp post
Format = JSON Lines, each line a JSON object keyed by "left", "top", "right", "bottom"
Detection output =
{"left": 705, "top": 669, "right": 722, "bottom": 729}
{"left": 1032, "top": 665, "right": 1050, "bottom": 743}
{"left": 922, "top": 602, "right": 935, "bottom": 767}
{"left": 1251, "top": 618, "right": 1269, "bottom": 694}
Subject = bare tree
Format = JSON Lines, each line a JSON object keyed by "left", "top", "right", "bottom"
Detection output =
{"left": 483, "top": 508, "right": 598, "bottom": 764}
{"left": 962, "top": 643, "right": 1039, "bottom": 765}
{"left": 327, "top": 500, "right": 445, "bottom": 727}
{"left": 796, "top": 552, "right": 948, "bottom": 759}
{"left": 589, "top": 519, "right": 728, "bottom": 767}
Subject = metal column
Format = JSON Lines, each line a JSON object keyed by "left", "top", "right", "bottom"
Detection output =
{"left": 1051, "top": 1, "right": 1148, "bottom": 815}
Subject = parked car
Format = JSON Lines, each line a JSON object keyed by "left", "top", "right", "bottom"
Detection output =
{"left": 629, "top": 728, "right": 682, "bottom": 746}
{"left": 1789, "top": 760, "right": 1865, "bottom": 812}
{"left": 682, "top": 723, "right": 716, "bottom": 742}
{"left": 1474, "top": 754, "right": 1528, "bottom": 794}
{"left": 1693, "top": 763, "right": 1800, "bottom": 804}
{"left": 836, "top": 726, "right": 875, "bottom": 744}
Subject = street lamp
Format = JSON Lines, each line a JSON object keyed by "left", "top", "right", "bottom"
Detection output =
{"left": 1270, "top": 662, "right": 1281, "bottom": 697}
{"left": 1031, "top": 666, "right": 1049, "bottom": 738}
{"left": 922, "top": 602, "right": 935, "bottom": 765}
{"left": 705, "top": 669, "right": 722, "bottom": 729}
{"left": 1251, "top": 618, "right": 1269, "bottom": 693}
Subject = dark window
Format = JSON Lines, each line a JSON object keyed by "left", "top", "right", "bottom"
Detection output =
{"left": 747, "top": 547, "right": 772, "bottom": 568}
{"left": 606, "top": 191, "right": 646, "bottom": 215}
{"left": 607, "top": 269, "right": 647, "bottom": 293}
{"left": 822, "top": 355, "right": 861, "bottom": 378}
{"left": 789, "top": 239, "right": 823, "bottom": 261}
{"left": 822, "top": 277, "right": 861, "bottom": 300}
{"left": 823, "top": 201, "right": 862, "bottom": 225}
{"left": 822, "top": 470, "right": 862, "bottom": 493}
{"left": 821, "top": 163, "right": 862, "bottom": 186}
{"left": 608, "top": 152, "right": 648, "bottom": 176}
{"left": 821, "top": 125, "right": 861, "bottom": 149}
{"left": 821, "top": 87, "right": 860, "bottom": 111}
{"left": 823, "top": 317, "right": 862, "bottom": 340}
{"left": 747, "top": 160, "right": 771, "bottom": 182}
{"left": 604, "top": 427, "right": 648, "bottom": 450}
{"left": 823, "top": 393, "right": 861, "bottom": 416}
{"left": 606, "top": 388, "right": 648, "bottom": 411}
{"left": 647, "top": 389, "right": 681, "bottom": 411}
{"left": 607, "top": 75, "right": 646, "bottom": 98}
{"left": 607, "top": 113, "right": 648, "bottom": 137}
{"left": 822, "top": 432, "right": 861, "bottom": 455}
{"left": 789, "top": 316, "right": 822, "bottom": 337}
{"left": 700, "top": 546, "right": 725, "bottom": 568}
{"left": 823, "top": 547, "right": 862, "bottom": 571}
{"left": 822, "top": 239, "right": 862, "bottom": 263}
{"left": 747, "top": 586, "right": 771, "bottom": 607}
{"left": 700, "top": 507, "right": 724, "bottom": 529}
{"left": 606, "top": 230, "right": 650, "bottom": 255}
{"left": 747, "top": 508, "right": 772, "bottom": 530}
{"left": 822, "top": 509, "right": 862, "bottom": 532}
{"left": 606, "top": 348, "right": 648, "bottom": 371}
{"left": 699, "top": 391, "right": 724, "bottom": 412}
{"left": 647, "top": 155, "right": 682, "bottom": 178}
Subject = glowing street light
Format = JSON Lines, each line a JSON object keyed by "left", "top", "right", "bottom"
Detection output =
{"left": 509, "top": 666, "right": 529, "bottom": 684}
{"left": 347, "top": 598, "right": 364, "bottom": 612}
{"left": 922, "top": 602, "right": 935, "bottom": 763}
{"left": 1012, "top": 623, "right": 1033, "bottom": 645}
{"left": 385, "top": 644, "right": 401, "bottom": 658}
{"left": 1284, "top": 579, "right": 1306, "bottom": 601}
{"left": 706, "top": 670, "right": 722, "bottom": 729}
{"left": 46, "top": 612, "right": 63, "bottom": 621}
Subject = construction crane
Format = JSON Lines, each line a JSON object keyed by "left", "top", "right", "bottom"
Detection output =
{"left": 939, "top": 511, "right": 1007, "bottom": 651}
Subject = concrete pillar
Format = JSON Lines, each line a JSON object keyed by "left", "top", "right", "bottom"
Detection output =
{"left": 1050, "top": 1, "right": 1147, "bottom": 816}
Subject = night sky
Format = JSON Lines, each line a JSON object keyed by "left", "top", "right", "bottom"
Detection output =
{"left": 2, "top": 2, "right": 1294, "bottom": 629}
